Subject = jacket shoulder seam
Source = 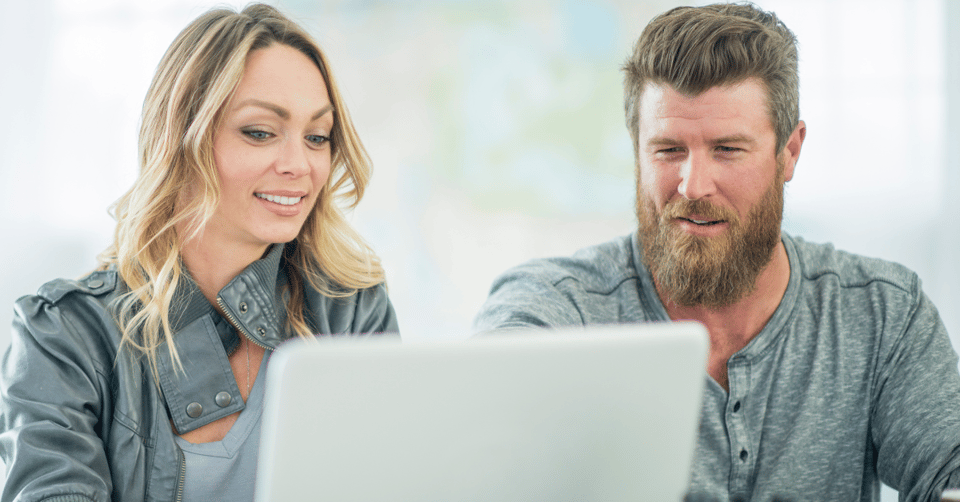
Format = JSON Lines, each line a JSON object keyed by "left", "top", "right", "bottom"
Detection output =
{"left": 35, "top": 271, "right": 119, "bottom": 305}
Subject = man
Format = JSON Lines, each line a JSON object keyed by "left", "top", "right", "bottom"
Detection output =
{"left": 473, "top": 3, "right": 960, "bottom": 501}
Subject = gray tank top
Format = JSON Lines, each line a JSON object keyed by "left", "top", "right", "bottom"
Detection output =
{"left": 174, "top": 352, "right": 269, "bottom": 502}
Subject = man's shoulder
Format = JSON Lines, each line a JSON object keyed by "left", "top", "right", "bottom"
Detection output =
{"left": 788, "top": 234, "right": 919, "bottom": 294}
{"left": 474, "top": 234, "right": 645, "bottom": 332}
{"left": 496, "top": 234, "right": 640, "bottom": 295}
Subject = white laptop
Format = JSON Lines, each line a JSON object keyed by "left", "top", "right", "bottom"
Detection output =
{"left": 255, "top": 322, "right": 708, "bottom": 502}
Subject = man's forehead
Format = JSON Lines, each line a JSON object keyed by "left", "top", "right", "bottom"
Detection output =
{"left": 637, "top": 79, "right": 775, "bottom": 139}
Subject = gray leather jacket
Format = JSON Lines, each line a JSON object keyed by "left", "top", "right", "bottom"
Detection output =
{"left": 0, "top": 244, "right": 398, "bottom": 502}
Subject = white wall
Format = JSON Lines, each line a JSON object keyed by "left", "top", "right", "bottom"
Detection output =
{"left": 0, "top": 1, "right": 954, "bottom": 498}
{"left": 2, "top": 0, "right": 953, "bottom": 342}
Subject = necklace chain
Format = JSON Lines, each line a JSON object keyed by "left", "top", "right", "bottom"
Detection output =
{"left": 245, "top": 337, "right": 251, "bottom": 395}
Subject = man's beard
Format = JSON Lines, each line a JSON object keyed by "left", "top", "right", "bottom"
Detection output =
{"left": 637, "top": 165, "right": 785, "bottom": 309}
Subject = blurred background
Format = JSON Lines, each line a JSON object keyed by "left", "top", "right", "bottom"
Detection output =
{"left": 1, "top": 0, "right": 957, "bottom": 498}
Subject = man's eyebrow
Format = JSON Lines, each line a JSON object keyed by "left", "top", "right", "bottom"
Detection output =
{"left": 646, "top": 137, "right": 682, "bottom": 147}
{"left": 712, "top": 134, "right": 756, "bottom": 145}
{"left": 644, "top": 134, "right": 758, "bottom": 148}
{"left": 234, "top": 99, "right": 335, "bottom": 122}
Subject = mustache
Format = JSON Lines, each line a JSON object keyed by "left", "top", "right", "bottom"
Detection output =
{"left": 660, "top": 198, "right": 738, "bottom": 224}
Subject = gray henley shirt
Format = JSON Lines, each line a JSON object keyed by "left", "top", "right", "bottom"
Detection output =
{"left": 473, "top": 232, "right": 960, "bottom": 501}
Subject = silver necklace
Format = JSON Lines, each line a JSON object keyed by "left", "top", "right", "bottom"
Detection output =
{"left": 245, "top": 337, "right": 251, "bottom": 395}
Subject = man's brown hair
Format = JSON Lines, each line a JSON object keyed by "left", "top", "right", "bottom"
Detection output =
{"left": 622, "top": 2, "right": 799, "bottom": 155}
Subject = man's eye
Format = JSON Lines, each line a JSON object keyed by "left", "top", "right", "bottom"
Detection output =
{"left": 652, "top": 148, "right": 684, "bottom": 163}
{"left": 716, "top": 146, "right": 741, "bottom": 153}
{"left": 243, "top": 129, "right": 272, "bottom": 141}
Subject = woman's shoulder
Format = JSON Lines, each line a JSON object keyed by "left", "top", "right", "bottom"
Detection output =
{"left": 303, "top": 281, "right": 398, "bottom": 336}
{"left": 28, "top": 269, "right": 121, "bottom": 306}
{"left": 13, "top": 269, "right": 126, "bottom": 361}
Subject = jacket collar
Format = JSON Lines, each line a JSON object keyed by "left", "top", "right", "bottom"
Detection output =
{"left": 170, "top": 242, "right": 287, "bottom": 348}
{"left": 157, "top": 243, "right": 287, "bottom": 434}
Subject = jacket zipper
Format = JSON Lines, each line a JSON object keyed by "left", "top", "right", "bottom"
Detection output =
{"left": 217, "top": 296, "right": 271, "bottom": 350}
{"left": 175, "top": 445, "right": 185, "bottom": 502}
{"left": 172, "top": 299, "right": 263, "bottom": 501}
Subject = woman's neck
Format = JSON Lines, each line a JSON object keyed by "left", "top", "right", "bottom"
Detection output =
{"left": 179, "top": 234, "right": 269, "bottom": 309}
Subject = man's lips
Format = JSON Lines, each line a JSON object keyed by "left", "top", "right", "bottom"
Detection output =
{"left": 662, "top": 200, "right": 735, "bottom": 228}
{"left": 678, "top": 216, "right": 724, "bottom": 226}
{"left": 676, "top": 212, "right": 726, "bottom": 226}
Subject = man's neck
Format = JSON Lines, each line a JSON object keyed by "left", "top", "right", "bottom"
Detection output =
{"left": 657, "top": 241, "right": 791, "bottom": 390}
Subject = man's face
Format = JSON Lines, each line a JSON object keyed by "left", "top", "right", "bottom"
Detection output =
{"left": 635, "top": 78, "right": 799, "bottom": 308}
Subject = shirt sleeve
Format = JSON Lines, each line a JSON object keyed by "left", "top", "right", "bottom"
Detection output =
{"left": 472, "top": 267, "right": 588, "bottom": 335}
{"left": 0, "top": 295, "right": 111, "bottom": 502}
{"left": 871, "top": 287, "right": 960, "bottom": 501}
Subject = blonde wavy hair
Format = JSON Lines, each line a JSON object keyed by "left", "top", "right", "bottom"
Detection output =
{"left": 98, "top": 3, "right": 384, "bottom": 374}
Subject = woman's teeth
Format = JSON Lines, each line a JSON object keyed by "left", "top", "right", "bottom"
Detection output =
{"left": 256, "top": 193, "right": 302, "bottom": 206}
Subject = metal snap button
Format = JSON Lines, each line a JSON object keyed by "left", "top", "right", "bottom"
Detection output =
{"left": 257, "top": 327, "right": 266, "bottom": 336}
{"left": 87, "top": 279, "right": 104, "bottom": 289}
{"left": 186, "top": 402, "right": 203, "bottom": 418}
{"left": 239, "top": 302, "right": 248, "bottom": 314}
{"left": 215, "top": 391, "right": 232, "bottom": 407}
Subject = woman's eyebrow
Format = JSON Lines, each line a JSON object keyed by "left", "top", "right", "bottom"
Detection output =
{"left": 234, "top": 99, "right": 335, "bottom": 121}
{"left": 311, "top": 103, "right": 335, "bottom": 121}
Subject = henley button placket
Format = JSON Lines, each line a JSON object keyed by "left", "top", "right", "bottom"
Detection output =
{"left": 726, "top": 358, "right": 755, "bottom": 498}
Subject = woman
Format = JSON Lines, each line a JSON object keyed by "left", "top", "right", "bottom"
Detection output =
{"left": 0, "top": 4, "right": 397, "bottom": 501}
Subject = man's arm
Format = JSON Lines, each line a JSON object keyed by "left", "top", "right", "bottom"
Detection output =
{"left": 473, "top": 268, "right": 588, "bottom": 335}
{"left": 871, "top": 289, "right": 960, "bottom": 500}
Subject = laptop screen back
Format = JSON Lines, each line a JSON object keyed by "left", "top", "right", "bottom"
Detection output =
{"left": 256, "top": 322, "right": 707, "bottom": 502}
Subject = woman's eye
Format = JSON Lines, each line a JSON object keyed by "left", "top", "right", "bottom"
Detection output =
{"left": 306, "top": 135, "right": 331, "bottom": 147}
{"left": 243, "top": 129, "right": 273, "bottom": 141}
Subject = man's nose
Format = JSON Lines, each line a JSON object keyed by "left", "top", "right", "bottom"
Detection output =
{"left": 677, "top": 153, "right": 717, "bottom": 200}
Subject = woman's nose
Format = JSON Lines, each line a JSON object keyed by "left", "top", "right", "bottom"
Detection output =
{"left": 276, "top": 138, "right": 311, "bottom": 177}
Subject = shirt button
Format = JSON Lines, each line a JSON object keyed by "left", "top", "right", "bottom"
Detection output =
{"left": 215, "top": 391, "right": 232, "bottom": 407}
{"left": 739, "top": 448, "right": 748, "bottom": 461}
{"left": 239, "top": 302, "right": 248, "bottom": 314}
{"left": 186, "top": 402, "right": 203, "bottom": 418}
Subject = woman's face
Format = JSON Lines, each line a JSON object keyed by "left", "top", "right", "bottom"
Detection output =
{"left": 205, "top": 43, "right": 333, "bottom": 258}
